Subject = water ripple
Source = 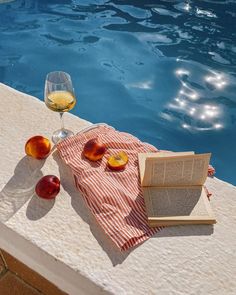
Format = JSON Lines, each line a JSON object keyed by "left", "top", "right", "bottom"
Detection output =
{"left": 0, "top": 0, "right": 236, "bottom": 184}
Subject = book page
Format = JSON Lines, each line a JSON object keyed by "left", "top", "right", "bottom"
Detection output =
{"left": 143, "top": 186, "right": 214, "bottom": 219}
{"left": 138, "top": 151, "right": 194, "bottom": 185}
{"left": 142, "top": 153, "right": 211, "bottom": 187}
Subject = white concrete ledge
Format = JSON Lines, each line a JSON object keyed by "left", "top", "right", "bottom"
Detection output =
{"left": 0, "top": 83, "right": 236, "bottom": 295}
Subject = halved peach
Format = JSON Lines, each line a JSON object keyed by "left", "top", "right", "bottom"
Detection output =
{"left": 107, "top": 151, "right": 128, "bottom": 171}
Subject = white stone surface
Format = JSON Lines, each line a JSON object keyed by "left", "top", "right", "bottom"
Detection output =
{"left": 0, "top": 83, "right": 236, "bottom": 295}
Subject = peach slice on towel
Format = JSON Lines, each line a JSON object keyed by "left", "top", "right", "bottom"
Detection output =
{"left": 107, "top": 151, "right": 128, "bottom": 171}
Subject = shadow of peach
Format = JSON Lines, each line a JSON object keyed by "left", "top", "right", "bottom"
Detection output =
{"left": 26, "top": 194, "right": 55, "bottom": 220}
{"left": 0, "top": 156, "right": 45, "bottom": 222}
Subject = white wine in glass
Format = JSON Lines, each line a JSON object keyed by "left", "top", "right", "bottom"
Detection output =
{"left": 44, "top": 71, "right": 76, "bottom": 143}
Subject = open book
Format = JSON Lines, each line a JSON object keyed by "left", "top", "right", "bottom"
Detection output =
{"left": 138, "top": 152, "right": 216, "bottom": 227}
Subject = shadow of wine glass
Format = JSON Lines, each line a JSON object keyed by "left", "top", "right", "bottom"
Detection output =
{"left": 0, "top": 156, "right": 45, "bottom": 222}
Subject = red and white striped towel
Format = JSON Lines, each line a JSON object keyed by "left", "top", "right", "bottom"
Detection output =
{"left": 57, "top": 125, "right": 161, "bottom": 251}
{"left": 57, "top": 125, "right": 215, "bottom": 251}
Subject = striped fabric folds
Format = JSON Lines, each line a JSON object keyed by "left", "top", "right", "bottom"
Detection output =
{"left": 57, "top": 125, "right": 161, "bottom": 251}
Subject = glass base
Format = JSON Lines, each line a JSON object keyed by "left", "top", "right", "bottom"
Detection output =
{"left": 52, "top": 128, "right": 74, "bottom": 144}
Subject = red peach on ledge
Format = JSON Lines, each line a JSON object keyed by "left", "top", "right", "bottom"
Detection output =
{"left": 83, "top": 138, "right": 106, "bottom": 161}
{"left": 25, "top": 135, "right": 51, "bottom": 159}
{"left": 35, "top": 175, "right": 60, "bottom": 199}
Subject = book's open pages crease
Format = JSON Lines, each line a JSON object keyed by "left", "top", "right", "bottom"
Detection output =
{"left": 138, "top": 152, "right": 216, "bottom": 227}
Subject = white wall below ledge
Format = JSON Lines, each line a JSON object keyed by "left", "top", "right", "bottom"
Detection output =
{"left": 0, "top": 83, "right": 236, "bottom": 295}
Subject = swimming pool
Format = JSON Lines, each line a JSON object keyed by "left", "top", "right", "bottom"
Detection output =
{"left": 0, "top": 0, "right": 235, "bottom": 185}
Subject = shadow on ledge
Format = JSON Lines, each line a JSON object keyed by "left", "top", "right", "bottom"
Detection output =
{"left": 26, "top": 194, "right": 55, "bottom": 220}
{"left": 0, "top": 156, "right": 45, "bottom": 223}
{"left": 125, "top": 193, "right": 214, "bottom": 238}
{"left": 53, "top": 150, "right": 132, "bottom": 266}
{"left": 154, "top": 223, "right": 213, "bottom": 238}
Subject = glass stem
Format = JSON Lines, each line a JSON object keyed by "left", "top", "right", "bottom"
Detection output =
{"left": 60, "top": 112, "right": 64, "bottom": 130}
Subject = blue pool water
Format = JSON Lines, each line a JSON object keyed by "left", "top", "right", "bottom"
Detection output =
{"left": 0, "top": 0, "right": 236, "bottom": 185}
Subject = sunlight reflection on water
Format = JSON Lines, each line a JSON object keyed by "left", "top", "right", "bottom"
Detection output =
{"left": 171, "top": 66, "right": 226, "bottom": 132}
{"left": 0, "top": 0, "right": 236, "bottom": 184}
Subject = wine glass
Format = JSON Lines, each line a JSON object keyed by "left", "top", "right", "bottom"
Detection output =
{"left": 44, "top": 71, "right": 76, "bottom": 144}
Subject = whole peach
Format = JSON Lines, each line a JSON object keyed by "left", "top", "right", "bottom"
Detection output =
{"left": 25, "top": 135, "right": 51, "bottom": 159}
{"left": 83, "top": 138, "right": 106, "bottom": 161}
{"left": 35, "top": 175, "right": 60, "bottom": 199}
